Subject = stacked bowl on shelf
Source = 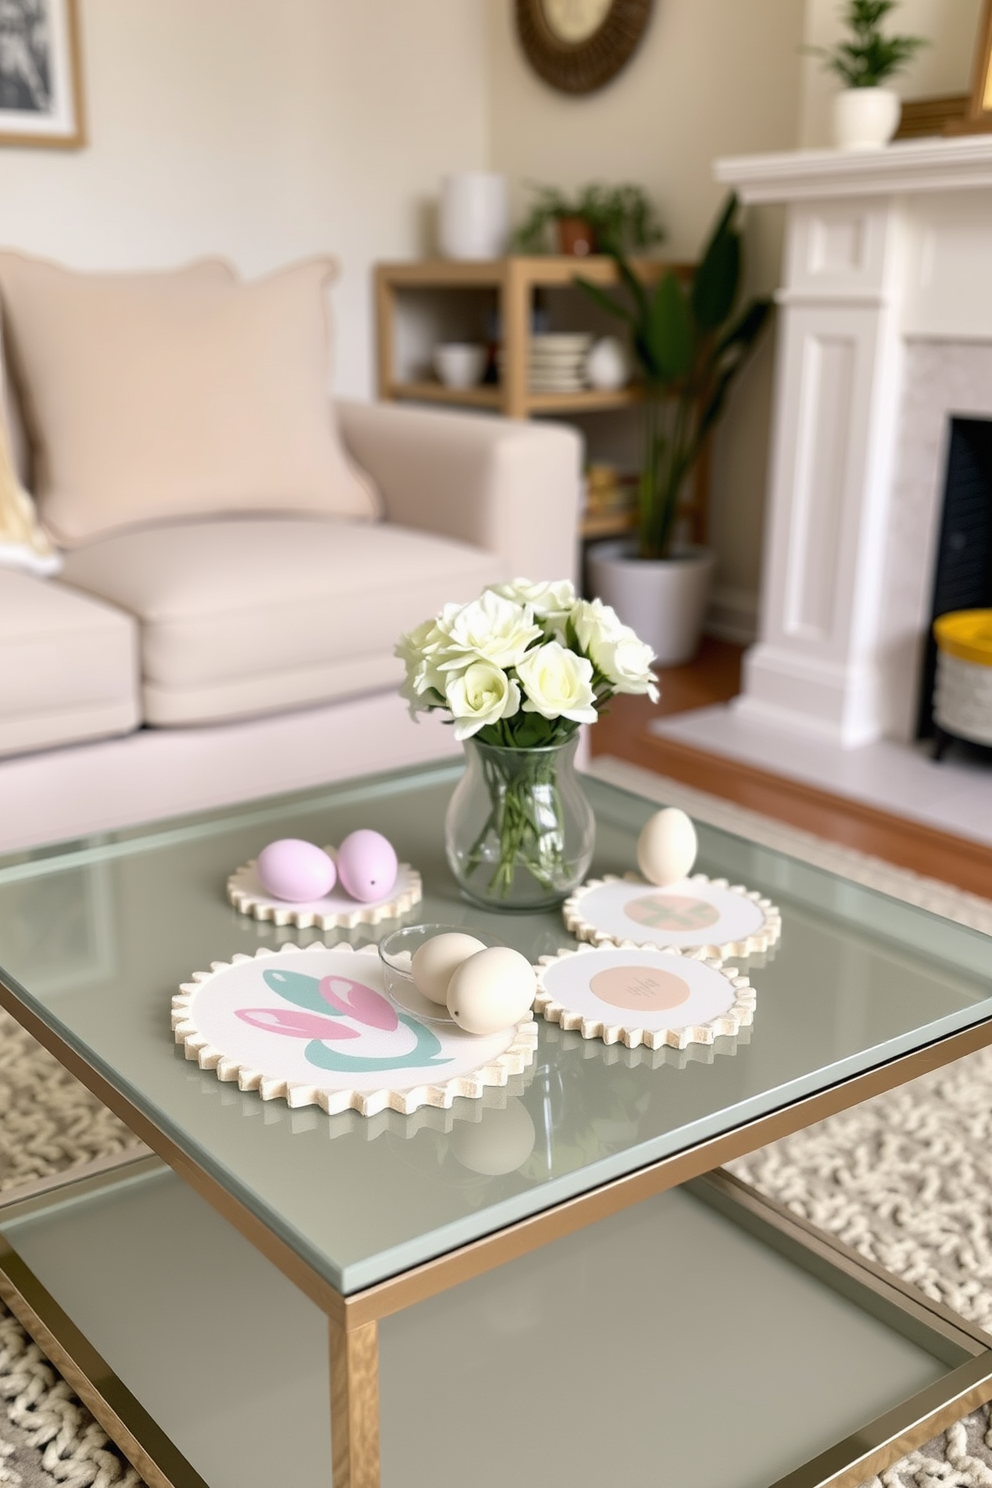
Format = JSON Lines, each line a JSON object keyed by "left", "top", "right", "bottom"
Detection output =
{"left": 529, "top": 333, "right": 592, "bottom": 393}
{"left": 498, "top": 333, "right": 593, "bottom": 394}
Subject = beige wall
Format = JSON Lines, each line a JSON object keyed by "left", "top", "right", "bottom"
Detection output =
{"left": 487, "top": 0, "right": 806, "bottom": 631}
{"left": 800, "top": 0, "right": 983, "bottom": 146}
{"left": 13, "top": 2, "right": 978, "bottom": 626}
{"left": 0, "top": 0, "right": 490, "bottom": 399}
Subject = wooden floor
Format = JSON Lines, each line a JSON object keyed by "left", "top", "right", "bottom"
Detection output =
{"left": 590, "top": 638, "right": 992, "bottom": 900}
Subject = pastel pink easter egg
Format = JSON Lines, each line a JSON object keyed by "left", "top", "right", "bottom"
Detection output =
{"left": 336, "top": 829, "right": 398, "bottom": 903}
{"left": 256, "top": 839, "right": 336, "bottom": 903}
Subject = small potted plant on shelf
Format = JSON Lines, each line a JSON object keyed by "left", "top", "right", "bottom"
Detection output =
{"left": 808, "top": 0, "right": 928, "bottom": 149}
{"left": 575, "top": 192, "right": 771, "bottom": 666}
{"left": 513, "top": 181, "right": 664, "bottom": 257}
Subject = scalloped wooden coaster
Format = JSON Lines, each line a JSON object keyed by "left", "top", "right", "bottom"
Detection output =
{"left": 535, "top": 943, "right": 756, "bottom": 1051}
{"left": 562, "top": 872, "right": 780, "bottom": 959}
{"left": 540, "top": 1017, "right": 752, "bottom": 1072}
{"left": 227, "top": 852, "right": 422, "bottom": 929}
{"left": 172, "top": 942, "right": 537, "bottom": 1118}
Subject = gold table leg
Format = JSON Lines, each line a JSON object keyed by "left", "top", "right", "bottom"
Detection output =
{"left": 329, "top": 1315, "right": 380, "bottom": 1488}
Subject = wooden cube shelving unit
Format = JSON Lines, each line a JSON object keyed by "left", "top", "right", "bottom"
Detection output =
{"left": 374, "top": 256, "right": 698, "bottom": 541}
{"left": 374, "top": 254, "right": 692, "bottom": 419}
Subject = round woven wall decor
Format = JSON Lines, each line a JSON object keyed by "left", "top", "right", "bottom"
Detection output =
{"left": 515, "top": 0, "right": 654, "bottom": 94}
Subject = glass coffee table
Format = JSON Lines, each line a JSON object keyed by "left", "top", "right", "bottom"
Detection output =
{"left": 0, "top": 759, "right": 991, "bottom": 1488}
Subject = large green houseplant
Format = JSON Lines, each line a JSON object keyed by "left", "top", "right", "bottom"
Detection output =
{"left": 576, "top": 192, "right": 771, "bottom": 665}
{"left": 577, "top": 191, "right": 771, "bottom": 562}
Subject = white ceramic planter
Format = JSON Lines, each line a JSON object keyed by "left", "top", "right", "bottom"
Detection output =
{"left": 830, "top": 88, "right": 901, "bottom": 151}
{"left": 586, "top": 542, "right": 717, "bottom": 667}
{"left": 438, "top": 173, "right": 509, "bottom": 260}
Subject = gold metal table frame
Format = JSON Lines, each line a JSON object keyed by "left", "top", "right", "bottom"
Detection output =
{"left": 2, "top": 975, "right": 992, "bottom": 1488}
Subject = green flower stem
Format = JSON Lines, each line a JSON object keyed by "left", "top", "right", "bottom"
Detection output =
{"left": 463, "top": 747, "right": 568, "bottom": 897}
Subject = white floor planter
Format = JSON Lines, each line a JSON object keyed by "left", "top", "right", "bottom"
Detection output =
{"left": 831, "top": 88, "right": 901, "bottom": 150}
{"left": 586, "top": 542, "right": 717, "bottom": 667}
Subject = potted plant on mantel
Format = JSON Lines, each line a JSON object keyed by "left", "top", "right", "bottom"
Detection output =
{"left": 809, "top": 0, "right": 928, "bottom": 150}
{"left": 577, "top": 192, "right": 771, "bottom": 667}
{"left": 514, "top": 181, "right": 664, "bottom": 257}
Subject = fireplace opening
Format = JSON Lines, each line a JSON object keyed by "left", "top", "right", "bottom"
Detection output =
{"left": 916, "top": 417, "right": 992, "bottom": 742}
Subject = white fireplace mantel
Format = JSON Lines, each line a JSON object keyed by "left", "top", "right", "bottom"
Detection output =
{"left": 711, "top": 138, "right": 992, "bottom": 748}
{"left": 716, "top": 135, "right": 992, "bottom": 203}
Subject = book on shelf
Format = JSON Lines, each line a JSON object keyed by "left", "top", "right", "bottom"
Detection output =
{"left": 583, "top": 464, "right": 638, "bottom": 517}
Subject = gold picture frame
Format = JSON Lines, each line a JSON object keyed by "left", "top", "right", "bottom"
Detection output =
{"left": 0, "top": 0, "right": 85, "bottom": 149}
{"left": 945, "top": 0, "right": 992, "bottom": 133}
{"left": 895, "top": 0, "right": 992, "bottom": 138}
{"left": 894, "top": 93, "right": 969, "bottom": 139}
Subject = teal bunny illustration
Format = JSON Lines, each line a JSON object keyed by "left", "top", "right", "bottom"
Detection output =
{"left": 254, "top": 967, "right": 452, "bottom": 1074}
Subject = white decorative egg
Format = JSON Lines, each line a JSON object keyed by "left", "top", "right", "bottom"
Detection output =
{"left": 411, "top": 932, "right": 487, "bottom": 1006}
{"left": 446, "top": 947, "right": 535, "bottom": 1036}
{"left": 636, "top": 807, "right": 698, "bottom": 886}
{"left": 450, "top": 1099, "right": 537, "bottom": 1175}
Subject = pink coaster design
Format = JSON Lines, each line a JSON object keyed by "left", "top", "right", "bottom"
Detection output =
{"left": 535, "top": 943, "right": 755, "bottom": 1051}
{"left": 172, "top": 942, "right": 537, "bottom": 1118}
{"left": 562, "top": 872, "right": 780, "bottom": 959}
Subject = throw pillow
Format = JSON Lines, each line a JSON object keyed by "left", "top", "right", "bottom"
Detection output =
{"left": 0, "top": 298, "right": 30, "bottom": 487}
{"left": 0, "top": 253, "right": 380, "bottom": 547}
{"left": 0, "top": 295, "right": 59, "bottom": 575}
{"left": 0, "top": 413, "right": 60, "bottom": 575}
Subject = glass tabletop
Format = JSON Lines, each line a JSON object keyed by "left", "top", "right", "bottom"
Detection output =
{"left": 0, "top": 759, "right": 989, "bottom": 1295}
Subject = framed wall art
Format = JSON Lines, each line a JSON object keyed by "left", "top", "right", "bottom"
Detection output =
{"left": 0, "top": 0, "right": 85, "bottom": 149}
{"left": 896, "top": 0, "right": 992, "bottom": 138}
{"left": 947, "top": 0, "right": 992, "bottom": 134}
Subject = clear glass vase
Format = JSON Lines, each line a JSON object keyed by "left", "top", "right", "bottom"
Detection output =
{"left": 444, "top": 737, "right": 595, "bottom": 911}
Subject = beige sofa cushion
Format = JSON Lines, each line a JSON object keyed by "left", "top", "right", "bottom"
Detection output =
{"left": 0, "top": 253, "right": 380, "bottom": 546}
{"left": 60, "top": 518, "right": 507, "bottom": 726}
{"left": 0, "top": 254, "right": 232, "bottom": 503}
{"left": 0, "top": 571, "right": 139, "bottom": 758}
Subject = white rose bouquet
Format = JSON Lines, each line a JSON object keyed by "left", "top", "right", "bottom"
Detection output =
{"left": 396, "top": 579, "right": 658, "bottom": 905}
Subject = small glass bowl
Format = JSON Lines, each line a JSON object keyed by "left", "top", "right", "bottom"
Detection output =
{"left": 378, "top": 923, "right": 507, "bottom": 1025}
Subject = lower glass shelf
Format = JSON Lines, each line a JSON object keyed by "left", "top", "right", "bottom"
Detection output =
{"left": 0, "top": 1157, "right": 984, "bottom": 1488}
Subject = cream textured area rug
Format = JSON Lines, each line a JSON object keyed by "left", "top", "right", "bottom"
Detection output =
{"left": 0, "top": 1018, "right": 145, "bottom": 1486}
{"left": 0, "top": 757, "right": 989, "bottom": 1487}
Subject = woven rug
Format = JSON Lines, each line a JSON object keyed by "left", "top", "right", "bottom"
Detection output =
{"left": 0, "top": 759, "right": 990, "bottom": 1486}
{"left": 0, "top": 1015, "right": 144, "bottom": 1486}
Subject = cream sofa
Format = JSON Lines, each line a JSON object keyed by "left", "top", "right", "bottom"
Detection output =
{"left": 0, "top": 256, "right": 581, "bottom": 852}
{"left": 0, "top": 400, "right": 581, "bottom": 853}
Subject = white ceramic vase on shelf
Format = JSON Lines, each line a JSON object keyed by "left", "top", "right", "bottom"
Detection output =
{"left": 585, "top": 336, "right": 629, "bottom": 391}
{"left": 586, "top": 541, "right": 717, "bottom": 668}
{"left": 831, "top": 87, "right": 901, "bottom": 150}
{"left": 438, "top": 173, "right": 509, "bottom": 261}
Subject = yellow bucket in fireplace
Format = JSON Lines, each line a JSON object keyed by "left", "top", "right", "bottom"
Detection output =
{"left": 933, "top": 609, "right": 992, "bottom": 746}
